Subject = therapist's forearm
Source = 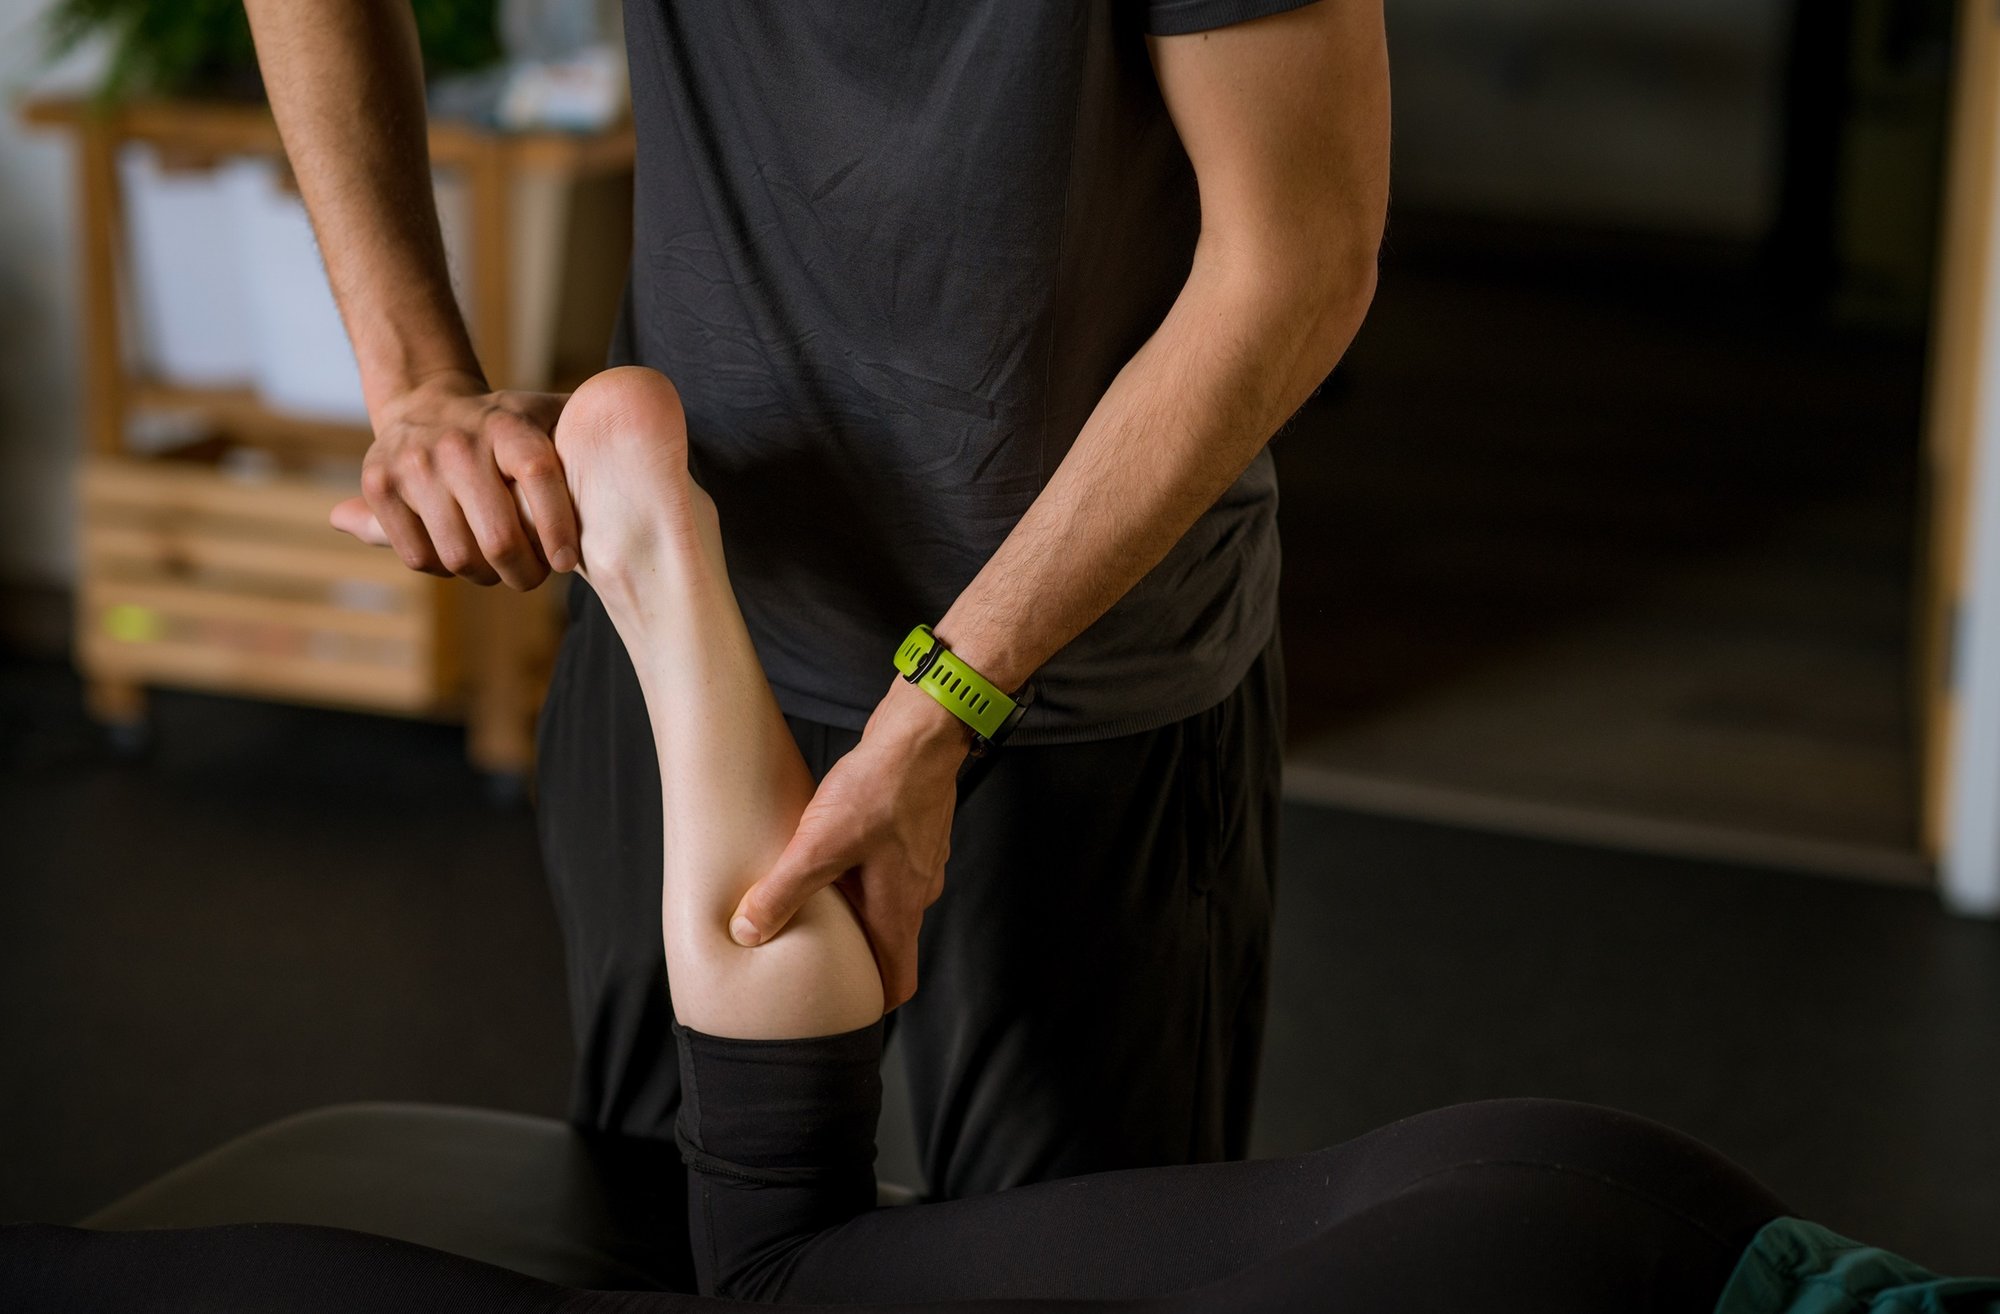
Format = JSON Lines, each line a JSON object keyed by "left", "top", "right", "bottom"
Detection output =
{"left": 933, "top": 249, "right": 1375, "bottom": 696}
{"left": 242, "top": 0, "right": 478, "bottom": 409}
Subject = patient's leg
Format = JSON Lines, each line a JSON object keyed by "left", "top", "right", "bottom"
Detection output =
{"left": 554, "top": 368, "right": 885, "bottom": 1297}
{"left": 554, "top": 367, "right": 883, "bottom": 1039}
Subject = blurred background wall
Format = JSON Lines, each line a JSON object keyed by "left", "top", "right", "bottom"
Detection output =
{"left": 0, "top": 0, "right": 1806, "bottom": 596}
{"left": 0, "top": 0, "right": 90, "bottom": 595}
{"left": 0, "top": 0, "right": 1959, "bottom": 844}
{"left": 1391, "top": 0, "right": 1788, "bottom": 237}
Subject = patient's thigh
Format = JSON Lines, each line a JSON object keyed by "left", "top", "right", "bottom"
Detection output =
{"left": 772, "top": 1099, "right": 1786, "bottom": 1307}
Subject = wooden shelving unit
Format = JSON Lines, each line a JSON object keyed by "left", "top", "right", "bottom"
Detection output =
{"left": 23, "top": 96, "right": 635, "bottom": 785}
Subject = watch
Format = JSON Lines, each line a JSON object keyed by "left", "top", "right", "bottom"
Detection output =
{"left": 893, "top": 624, "right": 1033, "bottom": 756}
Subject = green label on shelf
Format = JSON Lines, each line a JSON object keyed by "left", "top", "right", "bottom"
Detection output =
{"left": 104, "top": 603, "right": 161, "bottom": 644}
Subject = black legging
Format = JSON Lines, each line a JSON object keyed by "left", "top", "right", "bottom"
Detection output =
{"left": 2, "top": 1023, "right": 1786, "bottom": 1313}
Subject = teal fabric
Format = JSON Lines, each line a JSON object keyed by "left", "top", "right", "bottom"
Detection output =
{"left": 1717, "top": 1218, "right": 2000, "bottom": 1314}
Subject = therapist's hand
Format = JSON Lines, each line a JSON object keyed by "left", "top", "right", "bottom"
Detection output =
{"left": 337, "top": 370, "right": 577, "bottom": 590}
{"left": 729, "top": 678, "right": 972, "bottom": 1009}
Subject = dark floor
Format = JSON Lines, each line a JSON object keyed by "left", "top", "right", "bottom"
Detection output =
{"left": 3, "top": 658, "right": 1997, "bottom": 1275}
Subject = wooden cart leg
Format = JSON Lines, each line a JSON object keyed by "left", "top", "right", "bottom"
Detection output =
{"left": 85, "top": 676, "right": 150, "bottom": 755}
{"left": 461, "top": 138, "right": 555, "bottom": 802}
{"left": 466, "top": 589, "right": 533, "bottom": 778}
{"left": 465, "top": 585, "right": 563, "bottom": 801}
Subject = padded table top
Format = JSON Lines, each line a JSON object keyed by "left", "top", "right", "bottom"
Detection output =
{"left": 82, "top": 1103, "right": 695, "bottom": 1293}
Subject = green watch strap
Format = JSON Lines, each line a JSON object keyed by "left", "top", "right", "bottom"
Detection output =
{"left": 893, "top": 625, "right": 1016, "bottom": 741}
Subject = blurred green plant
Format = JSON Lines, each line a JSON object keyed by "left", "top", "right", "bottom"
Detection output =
{"left": 45, "top": 0, "right": 502, "bottom": 101}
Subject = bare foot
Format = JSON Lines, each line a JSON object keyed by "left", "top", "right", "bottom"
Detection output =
{"left": 552, "top": 367, "right": 721, "bottom": 620}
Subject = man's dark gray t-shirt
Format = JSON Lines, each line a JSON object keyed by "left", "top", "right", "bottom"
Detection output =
{"left": 615, "top": 0, "right": 1307, "bottom": 744}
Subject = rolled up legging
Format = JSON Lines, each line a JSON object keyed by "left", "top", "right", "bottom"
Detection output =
{"left": 672, "top": 1019, "right": 884, "bottom": 1298}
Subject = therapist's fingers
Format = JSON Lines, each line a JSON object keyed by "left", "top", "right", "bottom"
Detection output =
{"left": 400, "top": 476, "right": 500, "bottom": 586}
{"left": 494, "top": 416, "right": 579, "bottom": 576}
{"left": 357, "top": 464, "right": 449, "bottom": 575}
{"left": 838, "top": 868, "right": 925, "bottom": 1010}
{"left": 338, "top": 486, "right": 558, "bottom": 557}
{"left": 444, "top": 438, "right": 549, "bottom": 591}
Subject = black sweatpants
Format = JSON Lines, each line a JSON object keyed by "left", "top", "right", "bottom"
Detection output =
{"left": 1, "top": 1029, "right": 1788, "bottom": 1313}
{"left": 535, "top": 577, "right": 1286, "bottom": 1197}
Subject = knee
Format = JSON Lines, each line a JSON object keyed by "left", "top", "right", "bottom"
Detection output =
{"left": 1401, "top": 1098, "right": 1786, "bottom": 1240}
{"left": 1396, "top": 1097, "right": 1696, "bottom": 1165}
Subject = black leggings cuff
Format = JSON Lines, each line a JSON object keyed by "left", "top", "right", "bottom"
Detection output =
{"left": 673, "top": 1020, "right": 885, "bottom": 1299}
{"left": 672, "top": 1019, "right": 884, "bottom": 1184}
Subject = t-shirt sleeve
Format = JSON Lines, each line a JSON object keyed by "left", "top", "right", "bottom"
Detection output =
{"left": 1142, "top": 0, "right": 1323, "bottom": 38}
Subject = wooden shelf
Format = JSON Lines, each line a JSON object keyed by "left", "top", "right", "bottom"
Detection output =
{"left": 129, "top": 381, "right": 374, "bottom": 457}
{"left": 20, "top": 97, "right": 636, "bottom": 176}
{"left": 79, "top": 452, "right": 458, "bottom": 719}
{"left": 21, "top": 94, "right": 630, "bottom": 774}
{"left": 79, "top": 626, "right": 442, "bottom": 716}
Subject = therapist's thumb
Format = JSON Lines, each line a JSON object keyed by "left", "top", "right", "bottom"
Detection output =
{"left": 330, "top": 496, "right": 391, "bottom": 546}
{"left": 730, "top": 830, "right": 844, "bottom": 946}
